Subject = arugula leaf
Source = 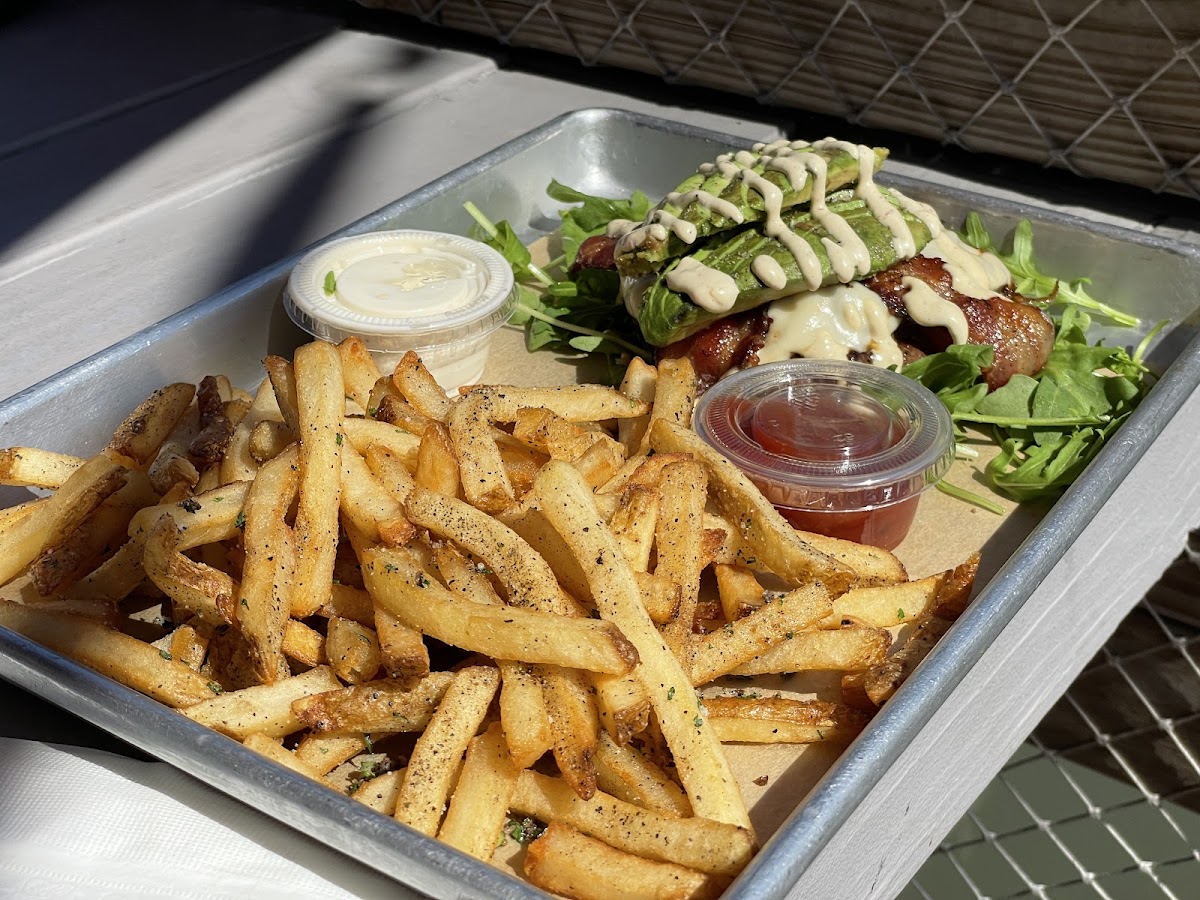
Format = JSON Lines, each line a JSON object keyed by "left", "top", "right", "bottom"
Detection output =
{"left": 905, "top": 215, "right": 1158, "bottom": 504}
{"left": 547, "top": 180, "right": 651, "bottom": 269}
{"left": 461, "top": 197, "right": 652, "bottom": 374}
{"left": 961, "top": 213, "right": 1138, "bottom": 326}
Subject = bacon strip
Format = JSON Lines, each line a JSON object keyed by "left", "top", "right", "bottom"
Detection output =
{"left": 865, "top": 257, "right": 1054, "bottom": 390}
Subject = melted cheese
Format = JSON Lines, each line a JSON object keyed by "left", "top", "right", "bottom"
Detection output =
{"left": 761, "top": 283, "right": 903, "bottom": 369}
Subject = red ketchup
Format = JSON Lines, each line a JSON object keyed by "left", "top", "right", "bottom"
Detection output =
{"left": 693, "top": 361, "right": 954, "bottom": 550}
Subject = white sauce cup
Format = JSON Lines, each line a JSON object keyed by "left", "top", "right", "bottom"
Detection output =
{"left": 286, "top": 230, "right": 516, "bottom": 391}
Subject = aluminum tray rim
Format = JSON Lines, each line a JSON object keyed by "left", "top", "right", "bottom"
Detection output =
{"left": 3, "top": 106, "right": 1199, "bottom": 900}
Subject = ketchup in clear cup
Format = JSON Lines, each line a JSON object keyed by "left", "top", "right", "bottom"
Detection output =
{"left": 693, "top": 361, "right": 954, "bottom": 550}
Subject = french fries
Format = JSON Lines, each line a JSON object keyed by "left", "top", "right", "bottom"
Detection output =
{"left": 0, "top": 342, "right": 982, "bottom": 898}
{"left": 525, "top": 821, "right": 726, "bottom": 900}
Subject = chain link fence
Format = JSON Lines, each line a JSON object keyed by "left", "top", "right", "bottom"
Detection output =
{"left": 364, "top": 0, "right": 1200, "bottom": 198}
{"left": 900, "top": 543, "right": 1200, "bottom": 899}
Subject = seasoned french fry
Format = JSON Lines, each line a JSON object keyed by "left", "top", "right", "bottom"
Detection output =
{"left": 728, "top": 626, "right": 892, "bottom": 676}
{"left": 362, "top": 547, "right": 637, "bottom": 675}
{"left": 0, "top": 455, "right": 126, "bottom": 586}
{"left": 127, "top": 481, "right": 251, "bottom": 551}
{"left": 0, "top": 447, "right": 85, "bottom": 488}
{"left": 655, "top": 459, "right": 708, "bottom": 657}
{"left": 62, "top": 537, "right": 145, "bottom": 606}
{"left": 293, "top": 733, "right": 369, "bottom": 776}
{"left": 608, "top": 486, "right": 659, "bottom": 572}
{"left": 429, "top": 545, "right": 552, "bottom": 769}
{"left": 524, "top": 821, "right": 726, "bottom": 900}
{"left": 438, "top": 723, "right": 520, "bottom": 861}
{"left": 0, "top": 497, "right": 44, "bottom": 531}
{"left": 569, "top": 437, "right": 626, "bottom": 489}
{"left": 501, "top": 504, "right": 592, "bottom": 602}
{"left": 243, "top": 734, "right": 313, "bottom": 776}
{"left": 366, "top": 374, "right": 423, "bottom": 431}
{"left": 184, "top": 665, "right": 342, "bottom": 739}
{"left": 592, "top": 670, "right": 651, "bottom": 746}
{"left": 282, "top": 618, "right": 325, "bottom": 668}
{"left": 148, "top": 440, "right": 200, "bottom": 494}
{"left": 292, "top": 672, "right": 454, "bottom": 734}
{"left": 533, "top": 461, "right": 751, "bottom": 830}
{"left": 263, "top": 355, "right": 301, "bottom": 435}
{"left": 449, "top": 394, "right": 513, "bottom": 512}
{"left": 467, "top": 385, "right": 650, "bottom": 423}
{"left": 0, "top": 600, "right": 214, "bottom": 707}
{"left": 645, "top": 356, "right": 697, "bottom": 444}
{"left": 342, "top": 418, "right": 421, "bottom": 471}
{"left": 321, "top": 582, "right": 375, "bottom": 624}
{"left": 616, "top": 357, "right": 657, "bottom": 455}
{"left": 863, "top": 614, "right": 953, "bottom": 707}
{"left": 106, "top": 383, "right": 196, "bottom": 469}
{"left": 340, "top": 441, "right": 414, "bottom": 547}
{"left": 222, "top": 378, "right": 287, "bottom": 483}
{"left": 394, "top": 664, "right": 499, "bottom": 835}
{"left": 354, "top": 768, "right": 406, "bottom": 814}
{"left": 143, "top": 516, "right": 234, "bottom": 626}
{"left": 373, "top": 606, "right": 429, "bottom": 677}
{"left": 290, "top": 341, "right": 344, "bottom": 618}
{"left": 594, "top": 731, "right": 692, "bottom": 818}
{"left": 406, "top": 486, "right": 572, "bottom": 613}
{"left": 541, "top": 662, "right": 600, "bottom": 800}
{"left": 325, "top": 616, "right": 382, "bottom": 684}
{"left": 714, "top": 564, "right": 764, "bottom": 622}
{"left": 336, "top": 336, "right": 383, "bottom": 412}
{"left": 247, "top": 420, "right": 292, "bottom": 463}
{"left": 29, "top": 501, "right": 133, "bottom": 597}
{"left": 650, "top": 421, "right": 853, "bottom": 594}
{"left": 498, "top": 662, "right": 554, "bottom": 771}
{"left": 238, "top": 447, "right": 299, "bottom": 683}
{"left": 635, "top": 571, "right": 681, "bottom": 625}
{"left": 392, "top": 351, "right": 452, "bottom": 421}
{"left": 688, "top": 583, "right": 832, "bottom": 686}
{"left": 704, "top": 696, "right": 870, "bottom": 744}
{"left": 363, "top": 444, "right": 417, "bottom": 507}
{"left": 414, "top": 421, "right": 461, "bottom": 499}
{"left": 169, "top": 622, "right": 210, "bottom": 671}
{"left": 511, "top": 771, "right": 754, "bottom": 876}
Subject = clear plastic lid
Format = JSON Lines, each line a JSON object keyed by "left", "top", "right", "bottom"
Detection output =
{"left": 694, "top": 360, "right": 954, "bottom": 513}
{"left": 285, "top": 230, "right": 517, "bottom": 353}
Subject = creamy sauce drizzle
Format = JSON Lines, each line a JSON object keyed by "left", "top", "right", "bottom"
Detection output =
{"left": 751, "top": 255, "right": 787, "bottom": 290}
{"left": 665, "top": 189, "right": 745, "bottom": 224}
{"left": 900, "top": 277, "right": 969, "bottom": 344}
{"left": 665, "top": 257, "right": 740, "bottom": 314}
{"left": 920, "top": 231, "right": 1009, "bottom": 299}
{"left": 759, "top": 283, "right": 903, "bottom": 369}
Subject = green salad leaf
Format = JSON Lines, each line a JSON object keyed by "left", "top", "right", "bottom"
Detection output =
{"left": 462, "top": 189, "right": 653, "bottom": 377}
{"left": 904, "top": 231, "right": 1162, "bottom": 503}
{"left": 546, "top": 179, "right": 651, "bottom": 269}
{"left": 961, "top": 213, "right": 1139, "bottom": 327}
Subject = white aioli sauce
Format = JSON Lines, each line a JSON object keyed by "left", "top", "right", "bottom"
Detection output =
{"left": 751, "top": 255, "right": 788, "bottom": 290}
{"left": 666, "top": 257, "right": 740, "bottom": 314}
{"left": 900, "top": 277, "right": 970, "bottom": 344}
{"left": 333, "top": 247, "right": 485, "bottom": 317}
{"left": 665, "top": 189, "right": 745, "bottom": 223}
{"left": 921, "top": 231, "right": 1010, "bottom": 299}
{"left": 759, "top": 283, "right": 904, "bottom": 369}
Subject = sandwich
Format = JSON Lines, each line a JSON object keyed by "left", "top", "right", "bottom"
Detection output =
{"left": 569, "top": 138, "right": 1055, "bottom": 391}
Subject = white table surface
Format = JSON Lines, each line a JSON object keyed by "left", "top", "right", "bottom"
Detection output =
{"left": 3, "top": 2, "right": 1199, "bottom": 899}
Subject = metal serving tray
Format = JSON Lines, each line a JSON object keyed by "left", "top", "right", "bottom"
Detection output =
{"left": 2, "top": 108, "right": 1199, "bottom": 900}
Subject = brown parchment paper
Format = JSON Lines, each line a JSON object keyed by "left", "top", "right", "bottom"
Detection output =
{"left": 479, "top": 315, "right": 1048, "bottom": 867}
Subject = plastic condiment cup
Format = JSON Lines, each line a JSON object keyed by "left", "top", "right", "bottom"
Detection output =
{"left": 694, "top": 360, "right": 955, "bottom": 549}
{"left": 285, "top": 230, "right": 517, "bottom": 392}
